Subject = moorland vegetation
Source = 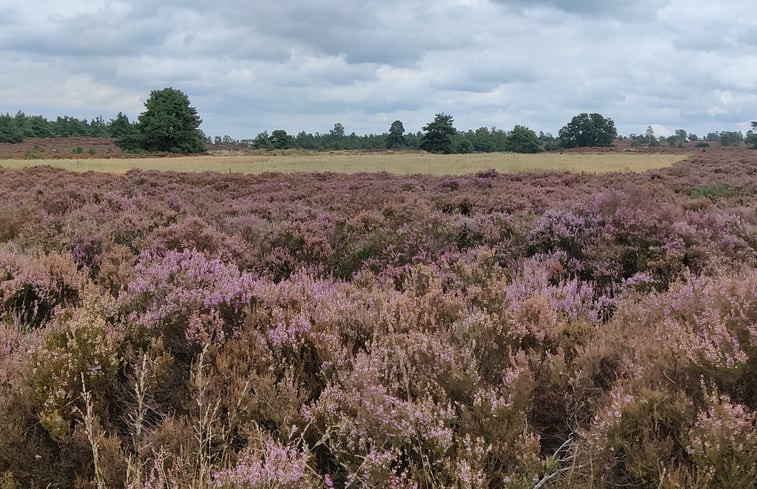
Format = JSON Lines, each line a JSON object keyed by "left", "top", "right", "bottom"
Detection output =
{"left": 0, "top": 147, "right": 755, "bottom": 488}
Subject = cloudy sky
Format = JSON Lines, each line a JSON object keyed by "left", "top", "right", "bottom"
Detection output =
{"left": 1, "top": 0, "right": 756, "bottom": 139}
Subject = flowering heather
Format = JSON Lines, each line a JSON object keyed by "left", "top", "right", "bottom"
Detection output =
{"left": 0, "top": 151, "right": 755, "bottom": 488}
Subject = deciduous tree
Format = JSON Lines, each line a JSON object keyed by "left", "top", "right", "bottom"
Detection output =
{"left": 504, "top": 125, "right": 541, "bottom": 153}
{"left": 559, "top": 113, "right": 617, "bottom": 148}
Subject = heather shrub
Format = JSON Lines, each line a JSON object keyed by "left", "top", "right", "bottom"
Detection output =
{"left": 0, "top": 154, "right": 755, "bottom": 487}
{"left": 30, "top": 285, "right": 122, "bottom": 442}
{"left": 0, "top": 250, "right": 84, "bottom": 328}
{"left": 213, "top": 434, "right": 320, "bottom": 489}
{"left": 0, "top": 206, "right": 26, "bottom": 243}
{"left": 146, "top": 217, "right": 252, "bottom": 267}
{"left": 685, "top": 389, "right": 757, "bottom": 488}
{"left": 118, "top": 249, "right": 256, "bottom": 349}
{"left": 572, "top": 386, "right": 695, "bottom": 488}
{"left": 655, "top": 271, "right": 756, "bottom": 406}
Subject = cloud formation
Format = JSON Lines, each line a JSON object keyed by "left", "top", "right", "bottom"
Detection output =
{"left": 1, "top": 0, "right": 755, "bottom": 139}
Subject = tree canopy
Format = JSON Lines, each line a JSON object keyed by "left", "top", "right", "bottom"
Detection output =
{"left": 559, "top": 113, "right": 617, "bottom": 148}
{"left": 748, "top": 121, "right": 757, "bottom": 149}
{"left": 504, "top": 125, "right": 541, "bottom": 153}
{"left": 133, "top": 87, "right": 206, "bottom": 153}
{"left": 420, "top": 113, "right": 456, "bottom": 154}
{"left": 386, "top": 120, "right": 406, "bottom": 149}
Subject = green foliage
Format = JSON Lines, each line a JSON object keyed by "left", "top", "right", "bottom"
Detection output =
{"left": 0, "top": 113, "right": 24, "bottom": 143}
{"left": 504, "top": 125, "right": 541, "bottom": 153}
{"left": 72, "top": 146, "right": 83, "bottom": 154}
{"left": 719, "top": 131, "right": 743, "bottom": 147}
{"left": 386, "top": 120, "right": 406, "bottom": 149}
{"left": 269, "top": 129, "right": 294, "bottom": 150}
{"left": 559, "top": 112, "right": 617, "bottom": 148}
{"left": 454, "top": 138, "right": 474, "bottom": 154}
{"left": 251, "top": 131, "right": 273, "bottom": 150}
{"left": 23, "top": 147, "right": 44, "bottom": 160}
{"left": 135, "top": 87, "right": 206, "bottom": 153}
{"left": 469, "top": 127, "right": 496, "bottom": 152}
{"left": 690, "top": 183, "right": 736, "bottom": 200}
{"left": 420, "top": 113, "right": 456, "bottom": 154}
{"left": 746, "top": 123, "right": 756, "bottom": 149}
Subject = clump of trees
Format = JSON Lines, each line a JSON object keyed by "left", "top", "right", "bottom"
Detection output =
{"left": 558, "top": 112, "right": 617, "bottom": 148}
{"left": 0, "top": 88, "right": 207, "bottom": 154}
{"left": 0, "top": 112, "right": 114, "bottom": 143}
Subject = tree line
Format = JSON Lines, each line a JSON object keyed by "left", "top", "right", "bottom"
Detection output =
{"left": 2, "top": 87, "right": 756, "bottom": 153}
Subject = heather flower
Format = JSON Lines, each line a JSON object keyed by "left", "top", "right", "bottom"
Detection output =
{"left": 213, "top": 438, "right": 316, "bottom": 488}
{"left": 119, "top": 249, "right": 257, "bottom": 345}
{"left": 685, "top": 390, "right": 757, "bottom": 484}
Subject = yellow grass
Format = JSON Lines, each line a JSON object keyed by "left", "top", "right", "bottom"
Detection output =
{"left": 0, "top": 152, "right": 688, "bottom": 175}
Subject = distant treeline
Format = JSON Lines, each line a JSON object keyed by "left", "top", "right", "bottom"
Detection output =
{"left": 232, "top": 124, "right": 562, "bottom": 153}
{"left": 0, "top": 111, "right": 137, "bottom": 143}
{"left": 3, "top": 110, "right": 756, "bottom": 153}
{"left": 627, "top": 126, "right": 751, "bottom": 148}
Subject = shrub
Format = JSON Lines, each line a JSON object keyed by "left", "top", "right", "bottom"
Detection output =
{"left": 0, "top": 251, "right": 84, "bottom": 328}
{"left": 118, "top": 249, "right": 256, "bottom": 349}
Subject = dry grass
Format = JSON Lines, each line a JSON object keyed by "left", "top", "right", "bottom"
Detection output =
{"left": 0, "top": 151, "right": 688, "bottom": 175}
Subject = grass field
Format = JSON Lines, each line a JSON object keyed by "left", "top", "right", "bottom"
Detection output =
{"left": 0, "top": 151, "right": 688, "bottom": 175}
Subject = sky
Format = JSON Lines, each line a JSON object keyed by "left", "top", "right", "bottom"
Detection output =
{"left": 1, "top": 0, "right": 756, "bottom": 139}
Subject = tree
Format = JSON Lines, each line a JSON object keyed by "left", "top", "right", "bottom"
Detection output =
{"left": 719, "top": 131, "right": 743, "bottom": 147}
{"left": 748, "top": 121, "right": 757, "bottom": 149}
{"left": 330, "top": 123, "right": 345, "bottom": 138}
{"left": 134, "top": 87, "right": 206, "bottom": 153}
{"left": 504, "top": 125, "right": 541, "bottom": 153}
{"left": 109, "top": 112, "right": 141, "bottom": 150}
{"left": 0, "top": 113, "right": 24, "bottom": 143}
{"left": 454, "top": 139, "right": 473, "bottom": 154}
{"left": 386, "top": 120, "right": 406, "bottom": 149}
{"left": 251, "top": 131, "right": 273, "bottom": 150}
{"left": 420, "top": 113, "right": 456, "bottom": 154}
{"left": 470, "top": 127, "right": 496, "bottom": 152}
{"left": 269, "top": 129, "right": 294, "bottom": 150}
{"left": 559, "top": 113, "right": 617, "bottom": 148}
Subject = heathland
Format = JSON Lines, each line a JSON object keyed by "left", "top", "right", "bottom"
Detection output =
{"left": 0, "top": 145, "right": 755, "bottom": 488}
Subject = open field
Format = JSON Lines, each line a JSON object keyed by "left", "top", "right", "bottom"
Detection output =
{"left": 0, "top": 151, "right": 689, "bottom": 174}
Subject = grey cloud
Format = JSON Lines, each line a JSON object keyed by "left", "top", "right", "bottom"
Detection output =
{"left": 0, "top": 0, "right": 756, "bottom": 139}
{"left": 493, "top": 0, "right": 669, "bottom": 18}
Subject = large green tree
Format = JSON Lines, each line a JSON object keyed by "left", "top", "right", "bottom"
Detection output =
{"left": 558, "top": 112, "right": 617, "bottom": 148}
{"left": 420, "top": 113, "right": 456, "bottom": 154}
{"left": 504, "top": 125, "right": 541, "bottom": 153}
{"left": 136, "top": 87, "right": 206, "bottom": 153}
{"left": 269, "top": 129, "right": 294, "bottom": 149}
{"left": 386, "top": 120, "right": 406, "bottom": 149}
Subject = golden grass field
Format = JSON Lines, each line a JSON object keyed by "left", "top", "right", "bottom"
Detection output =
{"left": 0, "top": 151, "right": 688, "bottom": 175}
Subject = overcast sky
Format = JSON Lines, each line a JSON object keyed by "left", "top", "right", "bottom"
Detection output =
{"left": 1, "top": 0, "right": 756, "bottom": 139}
